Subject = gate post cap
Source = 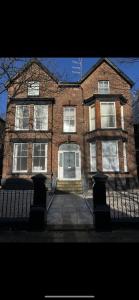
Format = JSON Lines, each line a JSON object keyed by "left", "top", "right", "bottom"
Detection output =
{"left": 32, "top": 173, "right": 47, "bottom": 180}
{"left": 93, "top": 172, "right": 108, "bottom": 182}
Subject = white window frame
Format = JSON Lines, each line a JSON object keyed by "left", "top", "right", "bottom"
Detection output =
{"left": 123, "top": 142, "right": 128, "bottom": 172}
{"left": 15, "top": 105, "right": 30, "bottom": 130}
{"left": 13, "top": 143, "right": 28, "bottom": 173}
{"left": 63, "top": 107, "right": 76, "bottom": 132}
{"left": 100, "top": 102, "right": 116, "bottom": 128}
{"left": 90, "top": 143, "right": 96, "bottom": 172}
{"left": 121, "top": 105, "right": 124, "bottom": 130}
{"left": 28, "top": 81, "right": 39, "bottom": 96}
{"left": 98, "top": 80, "right": 110, "bottom": 94}
{"left": 32, "top": 143, "right": 48, "bottom": 172}
{"left": 102, "top": 141, "right": 119, "bottom": 172}
{"left": 89, "top": 105, "right": 95, "bottom": 131}
{"left": 34, "top": 105, "right": 48, "bottom": 131}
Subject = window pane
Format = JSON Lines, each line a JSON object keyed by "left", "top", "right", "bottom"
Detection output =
{"left": 39, "top": 157, "right": 45, "bottom": 170}
{"left": 76, "top": 153, "right": 79, "bottom": 167}
{"left": 33, "top": 144, "right": 40, "bottom": 156}
{"left": 15, "top": 144, "right": 21, "bottom": 156}
{"left": 90, "top": 143, "right": 96, "bottom": 171}
{"left": 91, "top": 159, "right": 96, "bottom": 171}
{"left": 59, "top": 153, "right": 63, "bottom": 167}
{"left": 16, "top": 158, "right": 21, "bottom": 171}
{"left": 102, "top": 142, "right": 119, "bottom": 171}
{"left": 34, "top": 106, "right": 48, "bottom": 130}
{"left": 15, "top": 106, "right": 29, "bottom": 130}
{"left": 91, "top": 106, "right": 95, "bottom": 118}
{"left": 23, "top": 106, "right": 29, "bottom": 117}
{"left": 22, "top": 118, "right": 29, "bottom": 129}
{"left": 101, "top": 116, "right": 115, "bottom": 128}
{"left": 64, "top": 120, "right": 70, "bottom": 132}
{"left": 20, "top": 157, "right": 27, "bottom": 170}
{"left": 91, "top": 143, "right": 96, "bottom": 156}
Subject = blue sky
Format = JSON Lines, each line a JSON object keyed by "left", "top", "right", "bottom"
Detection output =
{"left": 1, "top": 57, "right": 139, "bottom": 116}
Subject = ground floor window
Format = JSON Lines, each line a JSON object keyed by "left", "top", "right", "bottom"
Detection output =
{"left": 102, "top": 141, "right": 119, "bottom": 172}
{"left": 90, "top": 143, "right": 96, "bottom": 172}
{"left": 13, "top": 143, "right": 28, "bottom": 172}
{"left": 12, "top": 143, "right": 48, "bottom": 173}
{"left": 32, "top": 143, "right": 48, "bottom": 172}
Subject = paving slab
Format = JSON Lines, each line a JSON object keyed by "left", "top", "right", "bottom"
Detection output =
{"left": 47, "top": 193, "right": 93, "bottom": 226}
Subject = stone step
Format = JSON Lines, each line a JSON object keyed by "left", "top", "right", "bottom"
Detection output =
{"left": 57, "top": 181, "right": 82, "bottom": 184}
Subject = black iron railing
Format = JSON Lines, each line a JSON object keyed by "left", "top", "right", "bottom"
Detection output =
{"left": 0, "top": 189, "right": 34, "bottom": 218}
{"left": 106, "top": 189, "right": 139, "bottom": 220}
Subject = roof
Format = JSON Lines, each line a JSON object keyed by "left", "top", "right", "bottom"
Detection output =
{"left": 84, "top": 94, "right": 128, "bottom": 105}
{"left": 79, "top": 57, "right": 134, "bottom": 87}
{"left": 6, "top": 57, "right": 134, "bottom": 88}
{"left": 5, "top": 58, "right": 59, "bottom": 87}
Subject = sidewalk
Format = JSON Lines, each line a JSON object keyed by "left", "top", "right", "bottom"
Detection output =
{"left": 1, "top": 228, "right": 139, "bottom": 242}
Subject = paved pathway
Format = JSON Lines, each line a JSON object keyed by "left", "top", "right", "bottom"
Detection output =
{"left": 47, "top": 193, "right": 93, "bottom": 227}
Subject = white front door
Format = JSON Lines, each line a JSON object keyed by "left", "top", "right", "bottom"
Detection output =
{"left": 58, "top": 150, "right": 81, "bottom": 180}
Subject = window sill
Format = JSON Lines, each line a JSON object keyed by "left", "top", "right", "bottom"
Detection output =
{"left": 13, "top": 129, "right": 51, "bottom": 132}
{"left": 12, "top": 171, "right": 28, "bottom": 174}
{"left": 32, "top": 171, "right": 47, "bottom": 173}
{"left": 62, "top": 132, "right": 77, "bottom": 134}
{"left": 88, "top": 171, "right": 129, "bottom": 174}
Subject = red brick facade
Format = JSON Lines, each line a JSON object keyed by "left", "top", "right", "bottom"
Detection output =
{"left": 2, "top": 58, "right": 138, "bottom": 188}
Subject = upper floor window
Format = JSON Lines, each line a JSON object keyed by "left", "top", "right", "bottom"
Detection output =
{"left": 89, "top": 105, "right": 95, "bottom": 131}
{"left": 63, "top": 107, "right": 76, "bottom": 132}
{"left": 98, "top": 80, "right": 110, "bottom": 94}
{"left": 34, "top": 105, "right": 48, "bottom": 130}
{"left": 28, "top": 81, "right": 39, "bottom": 96}
{"left": 15, "top": 105, "right": 29, "bottom": 130}
{"left": 13, "top": 143, "right": 28, "bottom": 172}
{"left": 100, "top": 102, "right": 116, "bottom": 128}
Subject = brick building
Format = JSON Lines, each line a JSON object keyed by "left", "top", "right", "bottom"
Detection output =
{"left": 2, "top": 58, "right": 138, "bottom": 191}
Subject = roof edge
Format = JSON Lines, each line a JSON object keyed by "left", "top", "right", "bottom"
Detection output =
{"left": 79, "top": 57, "right": 134, "bottom": 87}
{"left": 5, "top": 58, "right": 59, "bottom": 88}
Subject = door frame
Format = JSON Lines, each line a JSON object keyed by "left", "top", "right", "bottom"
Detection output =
{"left": 58, "top": 149, "right": 81, "bottom": 180}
